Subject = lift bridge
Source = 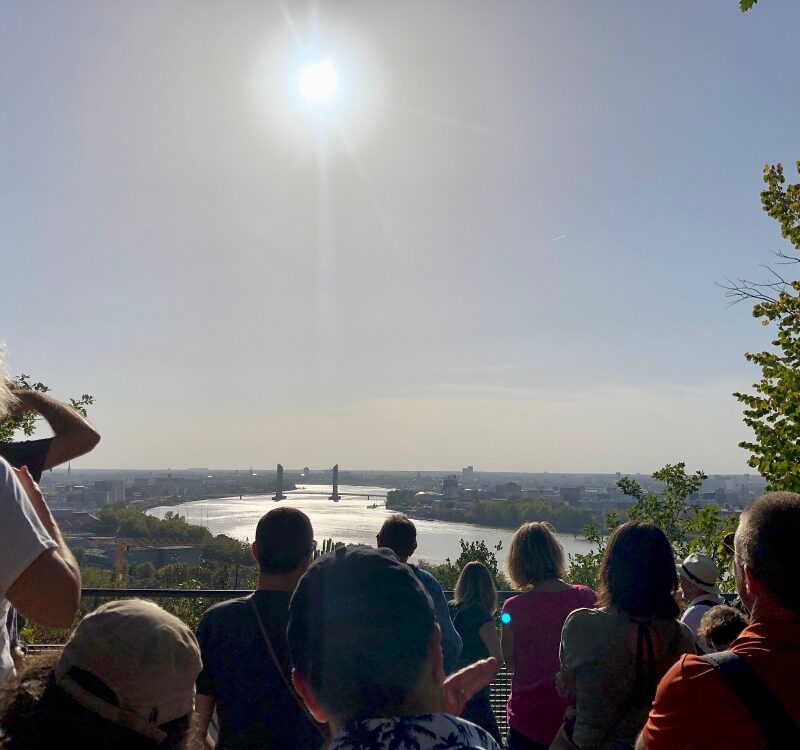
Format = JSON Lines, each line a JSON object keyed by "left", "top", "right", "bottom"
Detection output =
{"left": 273, "top": 463, "right": 346, "bottom": 502}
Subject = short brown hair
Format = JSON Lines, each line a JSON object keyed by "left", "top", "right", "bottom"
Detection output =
{"left": 737, "top": 491, "right": 800, "bottom": 614}
{"left": 697, "top": 605, "right": 748, "bottom": 649}
{"left": 254, "top": 507, "right": 314, "bottom": 573}
{"left": 597, "top": 521, "right": 679, "bottom": 620}
{"left": 453, "top": 561, "right": 498, "bottom": 613}
{"left": 505, "top": 522, "right": 566, "bottom": 588}
{"left": 377, "top": 514, "right": 417, "bottom": 560}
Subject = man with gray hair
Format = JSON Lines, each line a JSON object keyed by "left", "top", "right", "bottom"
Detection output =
{"left": 637, "top": 492, "right": 800, "bottom": 749}
{"left": 0, "top": 352, "right": 83, "bottom": 683}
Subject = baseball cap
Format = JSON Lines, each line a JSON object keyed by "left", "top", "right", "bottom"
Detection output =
{"left": 678, "top": 553, "right": 721, "bottom": 596}
{"left": 54, "top": 599, "right": 202, "bottom": 742}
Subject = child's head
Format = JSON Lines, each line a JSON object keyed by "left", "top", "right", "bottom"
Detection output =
{"left": 505, "top": 521, "right": 566, "bottom": 589}
{"left": 697, "top": 604, "right": 749, "bottom": 651}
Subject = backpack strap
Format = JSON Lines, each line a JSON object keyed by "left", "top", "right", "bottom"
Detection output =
{"left": 702, "top": 651, "right": 800, "bottom": 749}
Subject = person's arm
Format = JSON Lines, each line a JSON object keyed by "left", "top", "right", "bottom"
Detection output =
{"left": 5, "top": 467, "right": 81, "bottom": 627}
{"left": 436, "top": 594, "right": 462, "bottom": 673}
{"left": 419, "top": 572, "right": 462, "bottom": 672}
{"left": 10, "top": 390, "right": 100, "bottom": 470}
{"left": 192, "top": 694, "right": 217, "bottom": 750}
{"left": 500, "top": 621, "right": 515, "bottom": 673}
{"left": 555, "top": 610, "right": 580, "bottom": 699}
{"left": 478, "top": 621, "right": 503, "bottom": 668}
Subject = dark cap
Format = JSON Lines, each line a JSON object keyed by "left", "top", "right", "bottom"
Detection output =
{"left": 288, "top": 545, "right": 435, "bottom": 720}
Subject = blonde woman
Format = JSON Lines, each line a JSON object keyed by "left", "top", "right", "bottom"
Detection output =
{"left": 501, "top": 522, "right": 595, "bottom": 750}
{"left": 449, "top": 561, "right": 503, "bottom": 742}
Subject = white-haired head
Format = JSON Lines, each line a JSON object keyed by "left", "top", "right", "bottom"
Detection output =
{"left": 0, "top": 344, "right": 15, "bottom": 417}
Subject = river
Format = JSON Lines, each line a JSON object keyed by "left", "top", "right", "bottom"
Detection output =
{"left": 148, "top": 484, "right": 594, "bottom": 568}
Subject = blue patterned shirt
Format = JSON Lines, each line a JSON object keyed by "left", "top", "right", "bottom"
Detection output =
{"left": 329, "top": 713, "right": 502, "bottom": 750}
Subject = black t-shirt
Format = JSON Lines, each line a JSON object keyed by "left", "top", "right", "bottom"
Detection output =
{"left": 449, "top": 601, "right": 492, "bottom": 669}
{"left": 196, "top": 590, "right": 324, "bottom": 750}
{"left": 0, "top": 439, "right": 52, "bottom": 482}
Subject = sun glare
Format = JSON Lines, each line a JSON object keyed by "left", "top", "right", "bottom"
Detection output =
{"left": 298, "top": 58, "right": 338, "bottom": 105}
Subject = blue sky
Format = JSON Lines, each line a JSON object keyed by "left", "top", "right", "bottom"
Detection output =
{"left": 1, "top": 0, "right": 798, "bottom": 472}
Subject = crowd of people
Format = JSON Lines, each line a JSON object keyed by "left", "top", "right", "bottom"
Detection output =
{"left": 1, "top": 353, "right": 799, "bottom": 749}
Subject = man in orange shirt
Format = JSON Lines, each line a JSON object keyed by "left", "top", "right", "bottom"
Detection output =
{"left": 636, "top": 492, "right": 800, "bottom": 749}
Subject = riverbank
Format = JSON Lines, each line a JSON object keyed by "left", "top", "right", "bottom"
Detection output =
{"left": 387, "top": 490, "right": 597, "bottom": 535}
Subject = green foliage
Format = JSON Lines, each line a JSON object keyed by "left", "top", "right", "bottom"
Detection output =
{"left": 625, "top": 464, "right": 708, "bottom": 550}
{"left": 95, "top": 505, "right": 213, "bottom": 544}
{"left": 0, "top": 374, "right": 94, "bottom": 442}
{"left": 740, "top": 0, "right": 758, "bottom": 11}
{"left": 734, "top": 161, "right": 800, "bottom": 492}
{"left": 421, "top": 538, "right": 509, "bottom": 593}
{"left": 567, "top": 513, "right": 620, "bottom": 590}
{"left": 566, "top": 463, "right": 738, "bottom": 592}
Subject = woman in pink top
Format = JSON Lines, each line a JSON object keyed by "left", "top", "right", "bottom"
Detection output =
{"left": 501, "top": 522, "right": 595, "bottom": 750}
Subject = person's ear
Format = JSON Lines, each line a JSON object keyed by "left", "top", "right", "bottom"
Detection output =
{"left": 376, "top": 534, "right": 382, "bottom": 548}
{"left": 251, "top": 542, "right": 259, "bottom": 565}
{"left": 428, "top": 624, "right": 445, "bottom": 686}
{"left": 412, "top": 541, "right": 418, "bottom": 555}
{"left": 744, "top": 565, "right": 763, "bottom": 599}
{"left": 292, "top": 669, "right": 330, "bottom": 724}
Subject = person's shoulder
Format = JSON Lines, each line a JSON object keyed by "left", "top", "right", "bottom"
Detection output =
{"left": 414, "top": 566, "right": 444, "bottom": 590}
{"left": 198, "top": 595, "right": 253, "bottom": 628}
{"left": 435, "top": 714, "right": 503, "bottom": 749}
{"left": 0, "top": 454, "right": 14, "bottom": 485}
{"left": 569, "top": 584, "right": 597, "bottom": 601}
{"left": 564, "top": 605, "right": 602, "bottom": 624}
{"left": 501, "top": 592, "right": 520, "bottom": 611}
{"left": 667, "top": 619, "right": 698, "bottom": 651}
{"left": 562, "top": 606, "right": 606, "bottom": 639}
{"left": 659, "top": 651, "right": 717, "bottom": 694}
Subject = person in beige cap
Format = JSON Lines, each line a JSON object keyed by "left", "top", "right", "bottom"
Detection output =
{"left": 0, "top": 598, "right": 202, "bottom": 750}
{"left": 677, "top": 552, "right": 724, "bottom": 653}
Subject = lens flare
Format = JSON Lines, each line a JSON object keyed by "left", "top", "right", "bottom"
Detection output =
{"left": 298, "top": 58, "right": 338, "bottom": 105}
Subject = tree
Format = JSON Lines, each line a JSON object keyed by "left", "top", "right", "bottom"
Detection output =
{"left": 733, "top": 161, "right": 800, "bottom": 491}
{"left": 567, "top": 463, "right": 738, "bottom": 591}
{"left": 740, "top": 0, "right": 758, "bottom": 10}
{"left": 0, "top": 374, "right": 94, "bottom": 442}
{"left": 420, "top": 539, "right": 508, "bottom": 592}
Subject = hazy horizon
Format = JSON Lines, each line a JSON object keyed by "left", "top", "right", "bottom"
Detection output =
{"left": 3, "top": 1, "right": 799, "bottom": 474}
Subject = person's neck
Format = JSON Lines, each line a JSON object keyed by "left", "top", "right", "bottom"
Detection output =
{"left": 531, "top": 578, "right": 568, "bottom": 592}
{"left": 257, "top": 569, "right": 303, "bottom": 592}
{"left": 747, "top": 595, "right": 798, "bottom": 625}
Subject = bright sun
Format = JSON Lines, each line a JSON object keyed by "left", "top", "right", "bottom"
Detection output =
{"left": 298, "top": 58, "right": 338, "bottom": 105}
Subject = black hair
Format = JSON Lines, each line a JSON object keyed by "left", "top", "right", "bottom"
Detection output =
{"left": 254, "top": 507, "right": 314, "bottom": 573}
{"left": 597, "top": 521, "right": 679, "bottom": 620}
{"left": 288, "top": 546, "right": 435, "bottom": 721}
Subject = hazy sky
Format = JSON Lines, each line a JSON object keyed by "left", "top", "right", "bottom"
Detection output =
{"left": 2, "top": 1, "right": 799, "bottom": 473}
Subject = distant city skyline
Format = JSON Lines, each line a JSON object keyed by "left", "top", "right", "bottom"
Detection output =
{"left": 3, "top": 1, "right": 799, "bottom": 474}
